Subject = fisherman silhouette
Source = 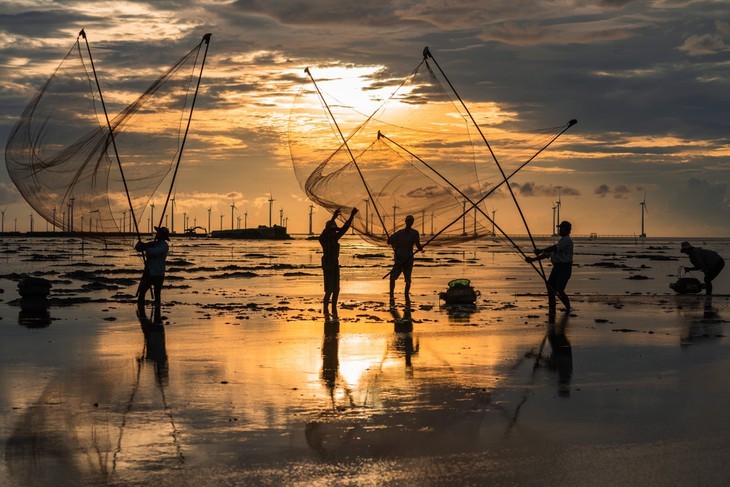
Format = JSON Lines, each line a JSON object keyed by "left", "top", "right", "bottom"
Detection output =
{"left": 319, "top": 208, "right": 358, "bottom": 319}
{"left": 388, "top": 215, "right": 423, "bottom": 306}
{"left": 680, "top": 241, "right": 725, "bottom": 295}
{"left": 135, "top": 226, "right": 170, "bottom": 324}
{"left": 526, "top": 220, "right": 573, "bottom": 314}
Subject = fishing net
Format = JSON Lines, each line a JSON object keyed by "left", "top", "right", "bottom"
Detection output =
{"left": 289, "top": 50, "right": 575, "bottom": 247}
{"left": 5, "top": 32, "right": 210, "bottom": 239}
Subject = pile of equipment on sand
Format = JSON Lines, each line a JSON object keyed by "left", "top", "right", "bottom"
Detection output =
{"left": 439, "top": 279, "right": 480, "bottom": 305}
{"left": 669, "top": 268, "right": 703, "bottom": 294}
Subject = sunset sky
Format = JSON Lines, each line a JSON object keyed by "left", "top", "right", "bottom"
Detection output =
{"left": 1, "top": 0, "right": 729, "bottom": 237}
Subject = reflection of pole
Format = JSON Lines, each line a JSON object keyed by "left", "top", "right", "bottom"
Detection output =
{"left": 305, "top": 67, "right": 391, "bottom": 239}
{"left": 430, "top": 211, "right": 434, "bottom": 236}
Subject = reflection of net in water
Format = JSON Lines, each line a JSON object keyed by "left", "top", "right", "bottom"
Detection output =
{"left": 289, "top": 49, "right": 576, "bottom": 248}
{"left": 5, "top": 32, "right": 211, "bottom": 241}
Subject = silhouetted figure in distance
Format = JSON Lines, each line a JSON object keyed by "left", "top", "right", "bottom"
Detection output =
{"left": 136, "top": 226, "right": 170, "bottom": 324}
{"left": 526, "top": 220, "right": 573, "bottom": 314}
{"left": 681, "top": 241, "right": 725, "bottom": 295}
{"left": 388, "top": 215, "right": 423, "bottom": 306}
{"left": 319, "top": 208, "right": 358, "bottom": 319}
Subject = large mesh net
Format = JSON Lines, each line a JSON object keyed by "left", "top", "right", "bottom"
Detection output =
{"left": 5, "top": 32, "right": 210, "bottom": 239}
{"left": 289, "top": 51, "right": 575, "bottom": 248}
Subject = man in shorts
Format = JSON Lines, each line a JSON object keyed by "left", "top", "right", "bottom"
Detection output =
{"left": 388, "top": 215, "right": 423, "bottom": 305}
{"left": 319, "top": 207, "right": 358, "bottom": 319}
{"left": 526, "top": 220, "right": 573, "bottom": 314}
{"left": 136, "top": 226, "right": 170, "bottom": 324}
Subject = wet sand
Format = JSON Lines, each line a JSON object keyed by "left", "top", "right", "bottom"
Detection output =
{"left": 1, "top": 236, "right": 729, "bottom": 485}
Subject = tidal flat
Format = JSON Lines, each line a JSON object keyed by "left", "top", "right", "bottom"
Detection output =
{"left": 1, "top": 235, "right": 729, "bottom": 486}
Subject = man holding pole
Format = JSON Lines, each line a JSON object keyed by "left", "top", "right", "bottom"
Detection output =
{"left": 526, "top": 220, "right": 573, "bottom": 314}
{"left": 136, "top": 226, "right": 170, "bottom": 324}
{"left": 388, "top": 215, "right": 423, "bottom": 306}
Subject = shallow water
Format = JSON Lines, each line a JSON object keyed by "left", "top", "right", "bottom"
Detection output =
{"left": 1, "top": 235, "right": 729, "bottom": 485}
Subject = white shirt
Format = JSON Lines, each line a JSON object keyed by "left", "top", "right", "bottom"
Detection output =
{"left": 550, "top": 235, "right": 573, "bottom": 264}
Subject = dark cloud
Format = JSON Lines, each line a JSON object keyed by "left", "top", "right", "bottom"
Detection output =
{"left": 511, "top": 182, "right": 580, "bottom": 197}
{"left": 594, "top": 183, "right": 638, "bottom": 199}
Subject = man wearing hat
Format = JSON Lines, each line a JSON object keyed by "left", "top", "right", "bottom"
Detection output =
{"left": 135, "top": 226, "right": 170, "bottom": 323}
{"left": 526, "top": 220, "right": 573, "bottom": 313}
{"left": 319, "top": 208, "right": 358, "bottom": 319}
{"left": 680, "top": 241, "right": 725, "bottom": 295}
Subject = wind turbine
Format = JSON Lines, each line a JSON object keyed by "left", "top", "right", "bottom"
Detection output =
{"left": 170, "top": 193, "right": 176, "bottom": 234}
{"left": 491, "top": 209, "right": 497, "bottom": 236}
{"left": 364, "top": 199, "right": 370, "bottom": 234}
{"left": 1, "top": 208, "right": 6, "bottom": 235}
{"left": 392, "top": 202, "right": 399, "bottom": 234}
{"left": 150, "top": 201, "right": 155, "bottom": 233}
{"left": 551, "top": 204, "right": 557, "bottom": 236}
{"left": 308, "top": 204, "right": 315, "bottom": 235}
{"left": 230, "top": 199, "right": 237, "bottom": 230}
{"left": 555, "top": 192, "right": 562, "bottom": 227}
{"left": 640, "top": 193, "right": 648, "bottom": 238}
{"left": 268, "top": 192, "right": 275, "bottom": 228}
{"left": 207, "top": 207, "right": 212, "bottom": 234}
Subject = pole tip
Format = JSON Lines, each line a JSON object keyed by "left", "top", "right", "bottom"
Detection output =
{"left": 423, "top": 46, "right": 431, "bottom": 59}
{"left": 203, "top": 33, "right": 212, "bottom": 44}
{"left": 304, "top": 66, "right": 310, "bottom": 74}
{"left": 377, "top": 130, "right": 382, "bottom": 139}
{"left": 79, "top": 29, "right": 86, "bottom": 39}
{"left": 568, "top": 119, "right": 577, "bottom": 126}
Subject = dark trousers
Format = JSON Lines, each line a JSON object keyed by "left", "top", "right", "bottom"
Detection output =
{"left": 704, "top": 258, "right": 725, "bottom": 295}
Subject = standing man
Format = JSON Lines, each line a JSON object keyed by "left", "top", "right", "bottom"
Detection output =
{"left": 526, "top": 220, "right": 573, "bottom": 314}
{"left": 388, "top": 215, "right": 423, "bottom": 305}
{"left": 136, "top": 226, "right": 170, "bottom": 324}
{"left": 319, "top": 207, "right": 358, "bottom": 319}
{"left": 680, "top": 241, "right": 725, "bottom": 295}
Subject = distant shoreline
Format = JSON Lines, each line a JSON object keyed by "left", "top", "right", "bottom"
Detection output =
{"left": 0, "top": 232, "right": 726, "bottom": 241}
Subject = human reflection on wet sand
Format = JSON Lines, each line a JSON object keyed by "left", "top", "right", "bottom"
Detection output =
{"left": 306, "top": 317, "right": 357, "bottom": 454}
{"left": 390, "top": 306, "right": 419, "bottom": 371}
{"left": 137, "top": 308, "right": 169, "bottom": 386}
{"left": 4, "top": 310, "right": 181, "bottom": 485}
{"left": 505, "top": 313, "right": 573, "bottom": 435}
{"left": 547, "top": 313, "right": 573, "bottom": 397}
{"left": 679, "top": 295, "right": 725, "bottom": 347}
